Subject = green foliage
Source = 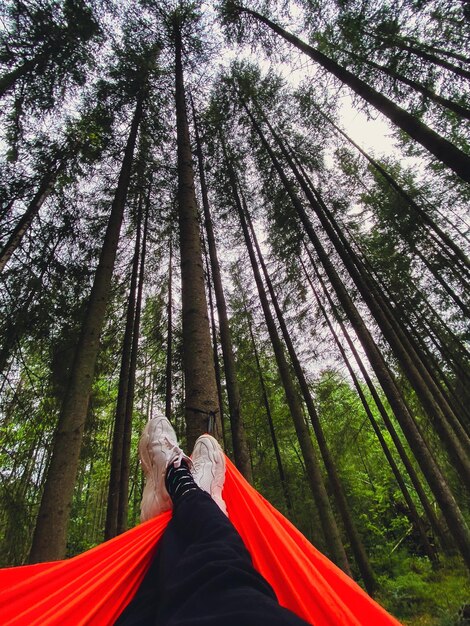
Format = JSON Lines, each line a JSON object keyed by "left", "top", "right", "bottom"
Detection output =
{"left": 1, "top": 2, "right": 469, "bottom": 623}
{"left": 0, "top": 0, "right": 102, "bottom": 108}
{"left": 377, "top": 555, "right": 469, "bottom": 624}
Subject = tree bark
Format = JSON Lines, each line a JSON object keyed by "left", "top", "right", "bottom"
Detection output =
{"left": 104, "top": 194, "right": 143, "bottom": 540}
{"left": 308, "top": 103, "right": 470, "bottom": 270}
{"left": 203, "top": 233, "right": 227, "bottom": 449}
{"left": 0, "top": 166, "right": 63, "bottom": 273}
{"left": 405, "top": 319, "right": 470, "bottom": 435}
{"left": 192, "top": 97, "right": 252, "bottom": 481}
{"left": 117, "top": 190, "right": 149, "bottom": 534}
{"left": 336, "top": 45, "right": 470, "bottom": 120}
{"left": 28, "top": 93, "right": 144, "bottom": 563}
{"left": 327, "top": 201, "right": 470, "bottom": 469}
{"left": 306, "top": 248, "right": 451, "bottom": 547}
{"left": 245, "top": 206, "right": 377, "bottom": 593}
{"left": 235, "top": 4, "right": 470, "bottom": 183}
{"left": 257, "top": 110, "right": 470, "bottom": 483}
{"left": 416, "top": 251, "right": 470, "bottom": 317}
{"left": 300, "top": 255, "right": 439, "bottom": 564}
{"left": 173, "top": 23, "right": 220, "bottom": 450}
{"left": 246, "top": 115, "right": 470, "bottom": 567}
{"left": 245, "top": 310, "right": 293, "bottom": 515}
{"left": 345, "top": 235, "right": 470, "bottom": 431}
{"left": 223, "top": 145, "right": 351, "bottom": 575}
{"left": 371, "top": 34, "right": 470, "bottom": 80}
{"left": 165, "top": 241, "right": 173, "bottom": 421}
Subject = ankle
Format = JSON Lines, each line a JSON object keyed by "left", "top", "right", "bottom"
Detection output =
{"left": 165, "top": 460, "right": 198, "bottom": 505}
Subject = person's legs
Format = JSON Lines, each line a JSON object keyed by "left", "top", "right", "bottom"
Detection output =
{"left": 115, "top": 521, "right": 185, "bottom": 625}
{"left": 156, "top": 486, "right": 310, "bottom": 626}
{"left": 115, "top": 418, "right": 191, "bottom": 625}
{"left": 116, "top": 423, "right": 310, "bottom": 626}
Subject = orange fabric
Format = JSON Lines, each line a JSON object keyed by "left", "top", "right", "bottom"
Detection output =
{"left": 0, "top": 458, "right": 401, "bottom": 625}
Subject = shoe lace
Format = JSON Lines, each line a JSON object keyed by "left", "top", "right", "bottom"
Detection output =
{"left": 163, "top": 436, "right": 192, "bottom": 469}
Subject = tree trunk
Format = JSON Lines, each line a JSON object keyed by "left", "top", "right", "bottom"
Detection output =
{"left": 117, "top": 191, "right": 149, "bottom": 535}
{"left": 223, "top": 146, "right": 352, "bottom": 575}
{"left": 300, "top": 255, "right": 439, "bottom": 564}
{"left": 165, "top": 241, "right": 173, "bottom": 420}
{"left": 246, "top": 310, "right": 293, "bottom": 515}
{"left": 245, "top": 206, "right": 377, "bottom": 593}
{"left": 308, "top": 103, "right": 470, "bottom": 270}
{"left": 337, "top": 45, "right": 470, "bottom": 120}
{"left": 351, "top": 232, "right": 470, "bottom": 370}
{"left": 372, "top": 34, "right": 470, "bottom": 80}
{"left": 306, "top": 248, "right": 451, "bottom": 547}
{"left": 104, "top": 194, "right": 143, "bottom": 540}
{"left": 0, "top": 166, "right": 63, "bottom": 273}
{"left": 203, "top": 233, "right": 227, "bottom": 449}
{"left": 416, "top": 251, "right": 470, "bottom": 317}
{"left": 346, "top": 237, "right": 470, "bottom": 431}
{"left": 28, "top": 94, "right": 144, "bottom": 563}
{"left": 246, "top": 115, "right": 470, "bottom": 567}
{"left": 173, "top": 23, "right": 220, "bottom": 450}
{"left": 331, "top": 204, "right": 470, "bottom": 443}
{"left": 257, "top": 110, "right": 470, "bottom": 483}
{"left": 236, "top": 4, "right": 470, "bottom": 182}
{"left": 406, "top": 321, "right": 470, "bottom": 435}
{"left": 192, "top": 98, "right": 252, "bottom": 481}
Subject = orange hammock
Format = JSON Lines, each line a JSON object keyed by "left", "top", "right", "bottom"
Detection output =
{"left": 0, "top": 458, "right": 401, "bottom": 626}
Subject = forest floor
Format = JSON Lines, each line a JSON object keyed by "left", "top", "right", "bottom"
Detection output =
{"left": 376, "top": 556, "right": 469, "bottom": 626}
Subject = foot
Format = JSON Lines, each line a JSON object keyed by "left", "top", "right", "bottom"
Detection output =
{"left": 191, "top": 434, "right": 227, "bottom": 515}
{"left": 139, "top": 417, "right": 191, "bottom": 522}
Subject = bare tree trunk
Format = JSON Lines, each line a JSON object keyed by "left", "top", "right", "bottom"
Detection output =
{"left": 307, "top": 249, "right": 451, "bottom": 549}
{"left": 203, "top": 234, "right": 227, "bottom": 449}
{"left": 300, "top": 256, "right": 439, "bottom": 564}
{"left": 117, "top": 191, "right": 149, "bottom": 534}
{"left": 104, "top": 195, "right": 143, "bottom": 540}
{"left": 245, "top": 310, "right": 292, "bottom": 515}
{"left": 173, "top": 22, "right": 220, "bottom": 449}
{"left": 416, "top": 250, "right": 470, "bottom": 317}
{"left": 370, "top": 34, "right": 470, "bottom": 80}
{"left": 303, "top": 102, "right": 470, "bottom": 269}
{"left": 165, "top": 241, "right": 173, "bottom": 421}
{"left": 192, "top": 98, "right": 252, "bottom": 480}
{"left": 347, "top": 230, "right": 470, "bottom": 373}
{"left": 0, "top": 166, "right": 63, "bottom": 273}
{"left": 343, "top": 235, "right": 470, "bottom": 433}
{"left": 28, "top": 94, "right": 144, "bottom": 563}
{"left": 223, "top": 145, "right": 351, "bottom": 575}
{"left": 257, "top": 110, "right": 470, "bottom": 483}
{"left": 245, "top": 206, "right": 377, "bottom": 593}
{"left": 336, "top": 45, "right": 470, "bottom": 120}
{"left": 246, "top": 114, "right": 470, "bottom": 566}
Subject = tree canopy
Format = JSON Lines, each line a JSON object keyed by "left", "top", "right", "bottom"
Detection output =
{"left": 1, "top": 0, "right": 469, "bottom": 622}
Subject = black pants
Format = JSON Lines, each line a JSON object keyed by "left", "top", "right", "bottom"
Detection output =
{"left": 116, "top": 488, "right": 311, "bottom": 625}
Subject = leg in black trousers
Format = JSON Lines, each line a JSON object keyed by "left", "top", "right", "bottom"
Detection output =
{"left": 116, "top": 487, "right": 310, "bottom": 626}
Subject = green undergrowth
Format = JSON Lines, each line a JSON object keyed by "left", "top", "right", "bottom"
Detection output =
{"left": 375, "top": 554, "right": 470, "bottom": 625}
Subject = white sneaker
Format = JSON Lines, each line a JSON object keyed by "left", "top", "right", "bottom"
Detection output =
{"left": 191, "top": 434, "right": 227, "bottom": 515}
{"left": 139, "top": 417, "right": 191, "bottom": 522}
